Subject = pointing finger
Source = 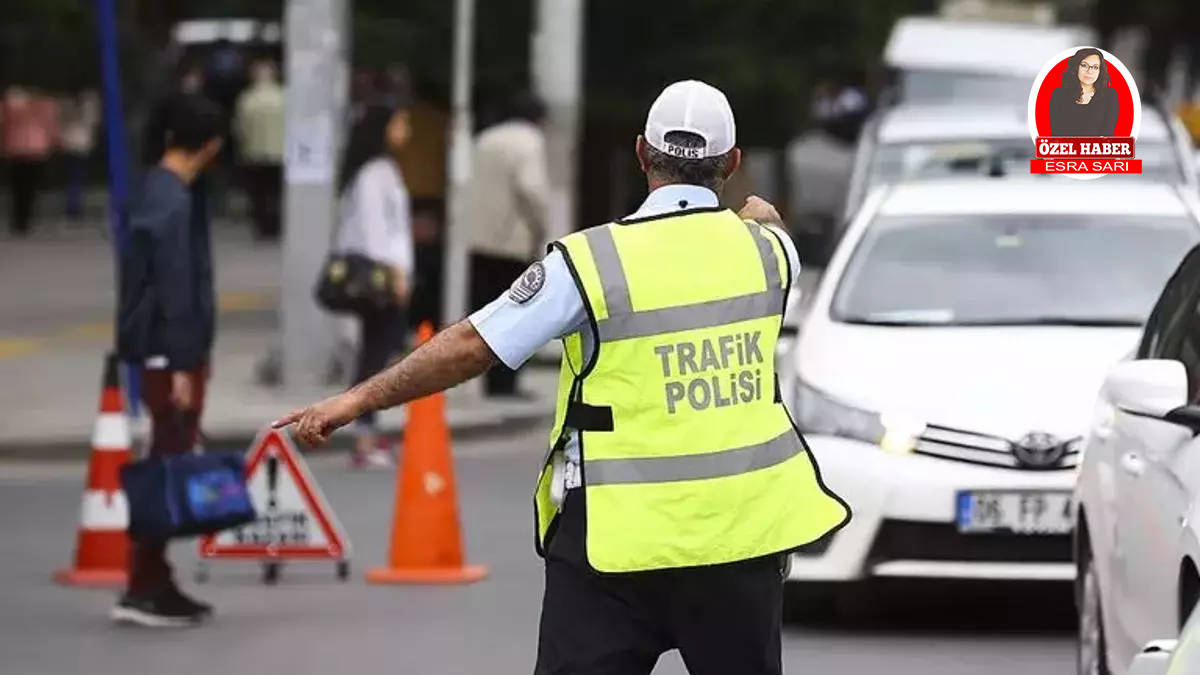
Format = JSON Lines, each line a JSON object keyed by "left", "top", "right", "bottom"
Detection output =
{"left": 272, "top": 409, "right": 305, "bottom": 429}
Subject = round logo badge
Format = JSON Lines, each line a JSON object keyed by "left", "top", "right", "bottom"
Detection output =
{"left": 508, "top": 261, "right": 547, "bottom": 304}
{"left": 1027, "top": 46, "right": 1142, "bottom": 180}
{"left": 1012, "top": 431, "right": 1067, "bottom": 469}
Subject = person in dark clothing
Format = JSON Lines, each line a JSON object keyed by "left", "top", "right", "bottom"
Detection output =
{"left": 142, "top": 64, "right": 213, "bottom": 238}
{"left": 113, "top": 94, "right": 224, "bottom": 627}
{"left": 1048, "top": 47, "right": 1119, "bottom": 137}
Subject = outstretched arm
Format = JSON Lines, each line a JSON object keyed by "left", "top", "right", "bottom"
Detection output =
{"left": 274, "top": 319, "right": 498, "bottom": 446}
{"left": 352, "top": 319, "right": 498, "bottom": 414}
{"left": 275, "top": 246, "right": 592, "bottom": 446}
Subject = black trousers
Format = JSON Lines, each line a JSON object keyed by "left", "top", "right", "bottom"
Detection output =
{"left": 469, "top": 251, "right": 529, "bottom": 396}
{"left": 353, "top": 305, "right": 408, "bottom": 430}
{"left": 8, "top": 158, "right": 45, "bottom": 235}
{"left": 240, "top": 163, "right": 282, "bottom": 239}
{"left": 534, "top": 489, "right": 786, "bottom": 675}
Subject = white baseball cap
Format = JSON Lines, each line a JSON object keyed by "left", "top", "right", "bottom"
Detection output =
{"left": 643, "top": 80, "right": 736, "bottom": 159}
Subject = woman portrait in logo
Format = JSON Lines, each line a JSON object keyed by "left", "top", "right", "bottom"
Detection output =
{"left": 1048, "top": 47, "right": 1119, "bottom": 137}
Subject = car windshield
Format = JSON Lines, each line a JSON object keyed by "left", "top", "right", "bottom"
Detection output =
{"left": 868, "top": 140, "right": 1036, "bottom": 186}
{"left": 832, "top": 214, "right": 1199, "bottom": 326}
{"left": 899, "top": 70, "right": 1031, "bottom": 104}
{"left": 867, "top": 140, "right": 1187, "bottom": 188}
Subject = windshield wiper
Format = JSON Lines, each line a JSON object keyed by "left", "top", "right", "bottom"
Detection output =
{"left": 839, "top": 317, "right": 951, "bottom": 327}
{"left": 839, "top": 316, "right": 1142, "bottom": 328}
{"left": 944, "top": 317, "right": 1143, "bottom": 327}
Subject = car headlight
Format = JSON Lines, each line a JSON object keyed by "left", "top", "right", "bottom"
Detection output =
{"left": 791, "top": 379, "right": 926, "bottom": 455}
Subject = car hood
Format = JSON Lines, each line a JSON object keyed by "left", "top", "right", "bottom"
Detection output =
{"left": 794, "top": 322, "right": 1141, "bottom": 439}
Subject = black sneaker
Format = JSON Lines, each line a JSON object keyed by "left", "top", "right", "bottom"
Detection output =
{"left": 165, "top": 585, "right": 214, "bottom": 618}
{"left": 110, "top": 589, "right": 210, "bottom": 627}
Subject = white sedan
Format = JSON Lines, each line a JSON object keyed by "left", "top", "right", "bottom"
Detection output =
{"left": 782, "top": 178, "right": 1200, "bottom": 616}
{"left": 1075, "top": 238, "right": 1200, "bottom": 675}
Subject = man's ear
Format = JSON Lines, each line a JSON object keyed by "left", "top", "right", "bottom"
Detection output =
{"left": 635, "top": 135, "right": 651, "bottom": 174}
{"left": 200, "top": 138, "right": 224, "bottom": 165}
{"left": 723, "top": 147, "right": 742, "bottom": 180}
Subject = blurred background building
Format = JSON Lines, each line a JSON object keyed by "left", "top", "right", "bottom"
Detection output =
{"left": 2, "top": 0, "right": 1198, "bottom": 304}
{"left": 3, "top": 0, "right": 1197, "bottom": 227}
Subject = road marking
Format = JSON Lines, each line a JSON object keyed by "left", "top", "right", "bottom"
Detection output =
{"left": 218, "top": 291, "right": 276, "bottom": 312}
{"left": 61, "top": 322, "right": 113, "bottom": 340}
{"left": 0, "top": 339, "right": 40, "bottom": 359}
{"left": 0, "top": 291, "right": 275, "bottom": 361}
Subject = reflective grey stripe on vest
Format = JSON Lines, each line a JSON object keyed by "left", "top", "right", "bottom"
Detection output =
{"left": 585, "top": 429, "right": 800, "bottom": 486}
{"left": 586, "top": 224, "right": 633, "bottom": 315}
{"left": 744, "top": 220, "right": 783, "bottom": 290}
{"left": 582, "top": 222, "right": 785, "bottom": 342}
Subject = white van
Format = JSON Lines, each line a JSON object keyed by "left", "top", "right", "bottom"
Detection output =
{"left": 883, "top": 16, "right": 1095, "bottom": 105}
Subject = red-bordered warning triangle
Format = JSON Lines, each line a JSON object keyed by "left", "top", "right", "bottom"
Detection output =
{"left": 198, "top": 428, "right": 351, "bottom": 560}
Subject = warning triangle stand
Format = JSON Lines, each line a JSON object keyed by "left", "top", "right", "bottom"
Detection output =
{"left": 196, "top": 428, "right": 352, "bottom": 585}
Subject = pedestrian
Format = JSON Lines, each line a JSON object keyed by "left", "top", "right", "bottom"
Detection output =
{"left": 465, "top": 90, "right": 550, "bottom": 399}
{"left": 113, "top": 94, "right": 225, "bottom": 627}
{"left": 59, "top": 87, "right": 100, "bottom": 220}
{"left": 142, "top": 63, "right": 213, "bottom": 244}
{"left": 233, "top": 58, "right": 285, "bottom": 240}
{"left": 142, "top": 62, "right": 206, "bottom": 166}
{"left": 330, "top": 101, "right": 416, "bottom": 470}
{"left": 2, "top": 85, "right": 59, "bottom": 237}
{"left": 274, "top": 79, "right": 852, "bottom": 674}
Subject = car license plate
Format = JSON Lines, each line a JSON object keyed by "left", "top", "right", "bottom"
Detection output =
{"left": 956, "top": 490, "right": 1073, "bottom": 535}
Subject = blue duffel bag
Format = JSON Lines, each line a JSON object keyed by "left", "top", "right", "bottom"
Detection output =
{"left": 120, "top": 450, "right": 257, "bottom": 542}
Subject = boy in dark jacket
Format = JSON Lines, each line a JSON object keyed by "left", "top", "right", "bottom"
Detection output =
{"left": 114, "top": 94, "right": 224, "bottom": 627}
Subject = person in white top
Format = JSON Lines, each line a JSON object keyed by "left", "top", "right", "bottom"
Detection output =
{"left": 332, "top": 102, "right": 415, "bottom": 469}
{"left": 60, "top": 88, "right": 100, "bottom": 219}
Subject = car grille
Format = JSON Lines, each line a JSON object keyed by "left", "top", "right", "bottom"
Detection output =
{"left": 915, "top": 424, "right": 1080, "bottom": 470}
{"left": 868, "top": 520, "right": 1072, "bottom": 564}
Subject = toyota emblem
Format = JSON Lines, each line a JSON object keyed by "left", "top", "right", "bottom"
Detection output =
{"left": 1012, "top": 432, "right": 1066, "bottom": 469}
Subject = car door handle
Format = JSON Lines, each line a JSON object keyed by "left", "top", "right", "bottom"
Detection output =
{"left": 1120, "top": 452, "right": 1145, "bottom": 477}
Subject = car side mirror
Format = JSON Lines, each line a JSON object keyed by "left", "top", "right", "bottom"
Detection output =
{"left": 1127, "top": 639, "right": 1177, "bottom": 675}
{"left": 1105, "top": 359, "right": 1194, "bottom": 425}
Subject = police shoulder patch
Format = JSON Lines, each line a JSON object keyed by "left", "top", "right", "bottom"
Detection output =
{"left": 508, "top": 261, "right": 546, "bottom": 304}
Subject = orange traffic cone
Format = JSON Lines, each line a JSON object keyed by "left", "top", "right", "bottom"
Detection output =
{"left": 54, "top": 353, "right": 132, "bottom": 587}
{"left": 365, "top": 322, "right": 489, "bottom": 585}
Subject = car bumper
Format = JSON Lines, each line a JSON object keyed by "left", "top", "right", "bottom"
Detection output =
{"left": 789, "top": 435, "right": 1077, "bottom": 583}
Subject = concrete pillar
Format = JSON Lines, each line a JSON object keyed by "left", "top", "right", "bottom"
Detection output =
{"left": 279, "top": 0, "right": 349, "bottom": 388}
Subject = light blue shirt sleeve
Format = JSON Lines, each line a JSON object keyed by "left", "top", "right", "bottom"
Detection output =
{"left": 467, "top": 249, "right": 588, "bottom": 370}
{"left": 763, "top": 223, "right": 803, "bottom": 286}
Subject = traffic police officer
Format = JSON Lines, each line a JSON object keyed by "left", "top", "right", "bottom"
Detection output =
{"left": 276, "top": 79, "right": 851, "bottom": 675}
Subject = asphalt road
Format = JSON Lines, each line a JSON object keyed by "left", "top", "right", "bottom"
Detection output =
{"left": 0, "top": 425, "right": 1076, "bottom": 675}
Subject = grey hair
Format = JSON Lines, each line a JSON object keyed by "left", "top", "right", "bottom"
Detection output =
{"left": 644, "top": 131, "right": 730, "bottom": 191}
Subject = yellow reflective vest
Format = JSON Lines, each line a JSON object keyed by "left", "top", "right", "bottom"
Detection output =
{"left": 534, "top": 206, "right": 851, "bottom": 573}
